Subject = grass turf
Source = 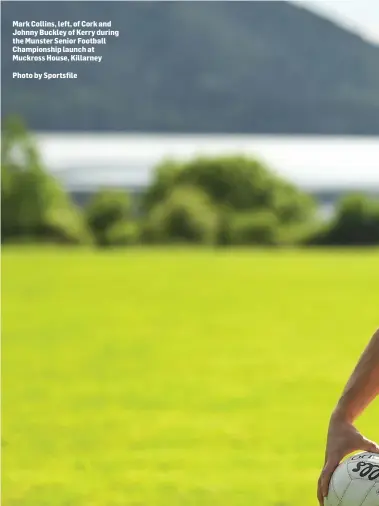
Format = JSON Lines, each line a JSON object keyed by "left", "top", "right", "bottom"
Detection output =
{"left": 2, "top": 247, "right": 378, "bottom": 506}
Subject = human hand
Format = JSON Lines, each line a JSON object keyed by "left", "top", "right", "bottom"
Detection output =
{"left": 317, "top": 413, "right": 379, "bottom": 505}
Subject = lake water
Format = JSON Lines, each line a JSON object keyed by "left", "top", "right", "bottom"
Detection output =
{"left": 35, "top": 133, "right": 379, "bottom": 193}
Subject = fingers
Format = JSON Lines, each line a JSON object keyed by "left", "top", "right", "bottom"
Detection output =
{"left": 362, "top": 438, "right": 379, "bottom": 453}
{"left": 317, "top": 439, "right": 379, "bottom": 505}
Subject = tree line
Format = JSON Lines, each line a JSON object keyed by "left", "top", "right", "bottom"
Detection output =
{"left": 2, "top": 117, "right": 379, "bottom": 247}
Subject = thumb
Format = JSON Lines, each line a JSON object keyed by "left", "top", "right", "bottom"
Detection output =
{"left": 320, "top": 459, "right": 339, "bottom": 499}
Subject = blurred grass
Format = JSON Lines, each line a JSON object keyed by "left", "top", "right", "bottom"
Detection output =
{"left": 2, "top": 247, "right": 379, "bottom": 506}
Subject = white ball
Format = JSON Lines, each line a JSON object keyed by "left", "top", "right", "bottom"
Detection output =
{"left": 325, "top": 452, "right": 379, "bottom": 506}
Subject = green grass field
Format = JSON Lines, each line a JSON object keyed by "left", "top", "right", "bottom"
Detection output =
{"left": 2, "top": 247, "right": 378, "bottom": 506}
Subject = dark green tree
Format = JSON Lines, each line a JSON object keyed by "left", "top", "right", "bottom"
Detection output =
{"left": 145, "top": 185, "right": 218, "bottom": 244}
{"left": 227, "top": 211, "right": 279, "bottom": 245}
{"left": 1, "top": 115, "right": 90, "bottom": 244}
{"left": 328, "top": 194, "right": 379, "bottom": 245}
{"left": 85, "top": 189, "right": 131, "bottom": 246}
{"left": 144, "top": 156, "right": 315, "bottom": 239}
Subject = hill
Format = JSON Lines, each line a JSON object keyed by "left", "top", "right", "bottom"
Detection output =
{"left": 2, "top": 1, "right": 379, "bottom": 134}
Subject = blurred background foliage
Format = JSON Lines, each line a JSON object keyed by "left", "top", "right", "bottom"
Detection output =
{"left": 2, "top": 115, "right": 379, "bottom": 248}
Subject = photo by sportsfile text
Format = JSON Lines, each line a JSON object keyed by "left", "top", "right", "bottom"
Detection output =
{"left": 12, "top": 71, "right": 78, "bottom": 79}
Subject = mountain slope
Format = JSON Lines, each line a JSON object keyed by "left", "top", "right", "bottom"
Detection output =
{"left": 2, "top": 1, "right": 379, "bottom": 133}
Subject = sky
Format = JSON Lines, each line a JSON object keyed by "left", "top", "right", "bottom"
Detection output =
{"left": 293, "top": 0, "right": 379, "bottom": 44}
